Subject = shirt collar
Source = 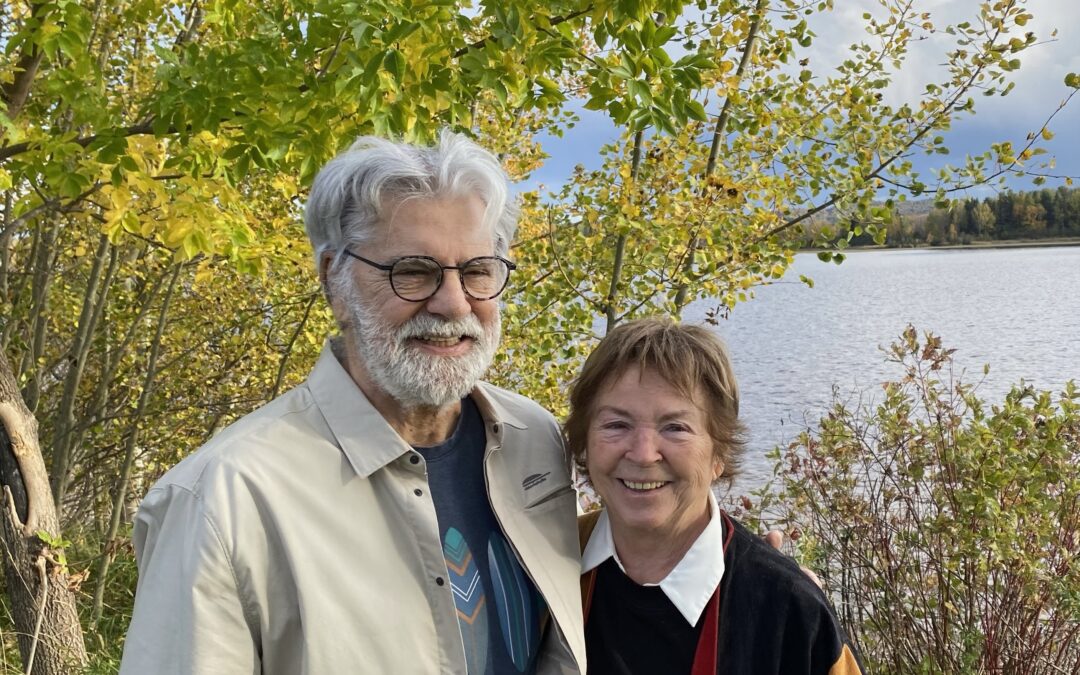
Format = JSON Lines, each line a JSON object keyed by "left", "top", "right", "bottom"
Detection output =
{"left": 581, "top": 490, "right": 726, "bottom": 626}
{"left": 305, "top": 341, "right": 525, "bottom": 477}
{"left": 306, "top": 342, "right": 410, "bottom": 478}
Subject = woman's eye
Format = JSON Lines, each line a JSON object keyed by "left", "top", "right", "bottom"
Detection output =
{"left": 600, "top": 421, "right": 628, "bottom": 431}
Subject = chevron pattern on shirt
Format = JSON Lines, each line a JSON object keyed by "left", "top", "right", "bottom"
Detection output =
{"left": 444, "top": 527, "right": 486, "bottom": 624}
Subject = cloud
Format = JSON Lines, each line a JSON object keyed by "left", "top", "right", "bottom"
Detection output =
{"left": 525, "top": 1, "right": 1079, "bottom": 193}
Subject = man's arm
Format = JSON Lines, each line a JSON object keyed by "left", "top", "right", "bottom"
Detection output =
{"left": 120, "top": 484, "right": 260, "bottom": 675}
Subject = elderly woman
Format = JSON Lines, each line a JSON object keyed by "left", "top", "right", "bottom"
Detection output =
{"left": 564, "top": 318, "right": 864, "bottom": 675}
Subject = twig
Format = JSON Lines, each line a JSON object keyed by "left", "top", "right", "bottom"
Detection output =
{"left": 25, "top": 554, "right": 48, "bottom": 675}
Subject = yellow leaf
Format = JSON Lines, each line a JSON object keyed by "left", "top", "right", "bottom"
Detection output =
{"left": 1041, "top": 128, "right": 1054, "bottom": 141}
{"left": 163, "top": 221, "right": 192, "bottom": 248}
{"left": 194, "top": 262, "right": 214, "bottom": 286}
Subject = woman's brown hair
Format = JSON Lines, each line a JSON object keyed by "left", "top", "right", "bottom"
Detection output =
{"left": 564, "top": 317, "right": 747, "bottom": 484}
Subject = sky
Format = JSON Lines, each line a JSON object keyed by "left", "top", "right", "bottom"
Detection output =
{"left": 526, "top": 0, "right": 1080, "bottom": 198}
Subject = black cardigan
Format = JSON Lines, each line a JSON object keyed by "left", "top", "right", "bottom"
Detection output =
{"left": 579, "top": 511, "right": 866, "bottom": 674}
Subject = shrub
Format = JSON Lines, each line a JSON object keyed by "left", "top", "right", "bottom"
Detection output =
{"left": 779, "top": 327, "right": 1080, "bottom": 674}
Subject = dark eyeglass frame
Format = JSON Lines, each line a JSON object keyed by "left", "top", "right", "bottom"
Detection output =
{"left": 343, "top": 249, "right": 517, "bottom": 302}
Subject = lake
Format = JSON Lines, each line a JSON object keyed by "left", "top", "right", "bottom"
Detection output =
{"left": 684, "top": 245, "right": 1080, "bottom": 497}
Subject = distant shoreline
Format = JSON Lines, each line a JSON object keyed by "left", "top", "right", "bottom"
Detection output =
{"left": 801, "top": 237, "right": 1080, "bottom": 253}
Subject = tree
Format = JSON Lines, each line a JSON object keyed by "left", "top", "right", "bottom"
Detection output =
{"left": 970, "top": 199, "right": 996, "bottom": 236}
{"left": 495, "top": 0, "right": 1078, "bottom": 412}
{"left": 0, "top": 356, "right": 87, "bottom": 673}
{"left": 1013, "top": 192, "right": 1048, "bottom": 235}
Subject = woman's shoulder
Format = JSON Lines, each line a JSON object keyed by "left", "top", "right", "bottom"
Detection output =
{"left": 720, "top": 514, "right": 865, "bottom": 673}
{"left": 722, "top": 514, "right": 831, "bottom": 612}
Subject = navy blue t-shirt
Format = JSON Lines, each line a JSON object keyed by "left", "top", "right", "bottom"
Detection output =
{"left": 414, "top": 396, "right": 546, "bottom": 674}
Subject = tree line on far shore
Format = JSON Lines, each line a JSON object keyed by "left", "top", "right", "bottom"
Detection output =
{"left": 808, "top": 186, "right": 1080, "bottom": 248}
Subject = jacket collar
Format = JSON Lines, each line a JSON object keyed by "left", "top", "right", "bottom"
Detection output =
{"left": 306, "top": 342, "right": 528, "bottom": 477}
{"left": 470, "top": 381, "right": 529, "bottom": 432}
{"left": 580, "top": 490, "right": 727, "bottom": 626}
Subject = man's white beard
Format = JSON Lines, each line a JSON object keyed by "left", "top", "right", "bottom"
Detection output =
{"left": 335, "top": 277, "right": 500, "bottom": 409}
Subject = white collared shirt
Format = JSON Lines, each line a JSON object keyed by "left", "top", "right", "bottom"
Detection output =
{"left": 581, "top": 490, "right": 726, "bottom": 626}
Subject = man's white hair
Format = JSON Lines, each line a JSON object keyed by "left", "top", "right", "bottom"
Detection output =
{"left": 304, "top": 130, "right": 518, "bottom": 275}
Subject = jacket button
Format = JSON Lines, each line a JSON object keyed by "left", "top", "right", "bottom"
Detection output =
{"left": 413, "top": 488, "right": 423, "bottom": 497}
{"left": 435, "top": 576, "right": 445, "bottom": 586}
{"left": 409, "top": 454, "right": 420, "bottom": 464}
{"left": 492, "top": 423, "right": 500, "bottom": 434}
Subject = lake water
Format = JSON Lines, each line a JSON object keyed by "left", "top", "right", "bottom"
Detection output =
{"left": 684, "top": 246, "right": 1080, "bottom": 497}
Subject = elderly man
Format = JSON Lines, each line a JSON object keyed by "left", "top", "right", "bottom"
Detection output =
{"left": 120, "top": 132, "right": 584, "bottom": 674}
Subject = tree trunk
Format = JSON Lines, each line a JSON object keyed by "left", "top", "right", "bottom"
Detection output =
{"left": 673, "top": 0, "right": 767, "bottom": 313}
{"left": 0, "top": 352, "right": 88, "bottom": 674}
{"left": 20, "top": 218, "right": 60, "bottom": 414}
{"left": 51, "top": 235, "right": 113, "bottom": 510}
{"left": 603, "top": 130, "right": 644, "bottom": 333}
{"left": 270, "top": 292, "right": 319, "bottom": 399}
{"left": 91, "top": 263, "right": 181, "bottom": 628}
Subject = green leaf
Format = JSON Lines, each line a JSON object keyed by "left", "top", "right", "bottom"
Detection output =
{"left": 383, "top": 50, "right": 406, "bottom": 82}
{"left": 684, "top": 99, "right": 707, "bottom": 122}
{"left": 383, "top": 21, "right": 420, "bottom": 45}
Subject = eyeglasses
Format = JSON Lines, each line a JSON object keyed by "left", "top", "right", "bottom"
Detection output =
{"left": 343, "top": 250, "right": 517, "bottom": 302}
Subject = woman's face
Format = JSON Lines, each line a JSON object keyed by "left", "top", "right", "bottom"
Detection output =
{"left": 586, "top": 366, "right": 720, "bottom": 540}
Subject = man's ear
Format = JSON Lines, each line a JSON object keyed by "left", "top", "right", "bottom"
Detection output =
{"left": 318, "top": 251, "right": 335, "bottom": 302}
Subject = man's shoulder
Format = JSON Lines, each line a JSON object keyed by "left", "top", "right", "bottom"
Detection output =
{"left": 146, "top": 383, "right": 325, "bottom": 497}
{"left": 474, "top": 381, "right": 557, "bottom": 427}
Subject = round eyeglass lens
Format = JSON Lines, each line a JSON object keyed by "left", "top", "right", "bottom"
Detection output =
{"left": 462, "top": 258, "right": 509, "bottom": 299}
{"left": 390, "top": 258, "right": 442, "bottom": 300}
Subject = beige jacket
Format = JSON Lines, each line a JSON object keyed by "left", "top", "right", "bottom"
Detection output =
{"left": 120, "top": 345, "right": 585, "bottom": 674}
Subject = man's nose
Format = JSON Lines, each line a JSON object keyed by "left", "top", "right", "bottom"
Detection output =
{"left": 425, "top": 270, "right": 473, "bottom": 320}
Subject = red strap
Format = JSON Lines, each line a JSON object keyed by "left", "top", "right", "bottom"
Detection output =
{"left": 690, "top": 511, "right": 735, "bottom": 675}
{"left": 690, "top": 586, "right": 721, "bottom": 675}
{"left": 581, "top": 568, "right": 598, "bottom": 623}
